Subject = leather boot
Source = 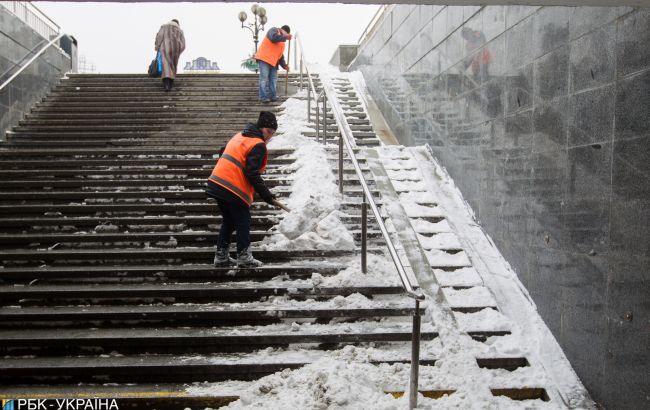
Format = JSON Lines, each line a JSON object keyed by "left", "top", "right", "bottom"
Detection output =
{"left": 236, "top": 247, "right": 263, "bottom": 267}
{"left": 214, "top": 247, "right": 235, "bottom": 267}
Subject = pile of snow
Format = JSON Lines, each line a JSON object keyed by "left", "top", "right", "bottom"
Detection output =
{"left": 262, "top": 97, "right": 354, "bottom": 250}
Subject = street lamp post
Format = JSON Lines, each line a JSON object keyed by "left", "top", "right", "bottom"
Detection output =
{"left": 238, "top": 4, "right": 268, "bottom": 54}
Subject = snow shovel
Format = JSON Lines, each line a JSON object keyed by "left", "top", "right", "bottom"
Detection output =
{"left": 272, "top": 199, "right": 291, "bottom": 212}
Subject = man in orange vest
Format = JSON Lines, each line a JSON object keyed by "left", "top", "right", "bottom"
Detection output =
{"left": 206, "top": 111, "right": 278, "bottom": 267}
{"left": 254, "top": 25, "right": 291, "bottom": 103}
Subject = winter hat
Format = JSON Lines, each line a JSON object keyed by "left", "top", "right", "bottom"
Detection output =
{"left": 257, "top": 111, "right": 278, "bottom": 130}
{"left": 281, "top": 25, "right": 291, "bottom": 34}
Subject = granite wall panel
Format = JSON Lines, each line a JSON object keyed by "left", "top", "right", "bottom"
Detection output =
{"left": 351, "top": 5, "right": 648, "bottom": 409}
{"left": 0, "top": 6, "right": 72, "bottom": 139}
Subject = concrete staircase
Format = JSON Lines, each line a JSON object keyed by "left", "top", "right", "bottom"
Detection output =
{"left": 0, "top": 74, "right": 432, "bottom": 392}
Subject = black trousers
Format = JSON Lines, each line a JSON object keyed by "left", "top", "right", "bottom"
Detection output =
{"left": 216, "top": 198, "right": 251, "bottom": 253}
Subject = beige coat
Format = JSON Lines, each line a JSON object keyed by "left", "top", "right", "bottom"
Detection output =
{"left": 155, "top": 21, "right": 186, "bottom": 79}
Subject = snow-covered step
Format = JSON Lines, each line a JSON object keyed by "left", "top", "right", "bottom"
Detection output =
{"left": 0, "top": 284, "right": 406, "bottom": 303}
{"left": 424, "top": 249, "right": 472, "bottom": 268}
{"left": 0, "top": 298, "right": 425, "bottom": 324}
{"left": 433, "top": 267, "right": 483, "bottom": 287}
{"left": 0, "top": 229, "right": 383, "bottom": 247}
{"left": 0, "top": 248, "right": 367, "bottom": 264}
{"left": 0, "top": 263, "right": 348, "bottom": 284}
{"left": 0, "top": 349, "right": 438, "bottom": 384}
{"left": 0, "top": 322, "right": 438, "bottom": 354}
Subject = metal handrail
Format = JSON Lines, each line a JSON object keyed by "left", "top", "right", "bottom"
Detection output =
{"left": 0, "top": 33, "right": 64, "bottom": 93}
{"left": 320, "top": 79, "right": 424, "bottom": 302}
{"left": 0, "top": 1, "right": 60, "bottom": 40}
{"left": 295, "top": 32, "right": 425, "bottom": 410}
{"left": 295, "top": 34, "right": 320, "bottom": 123}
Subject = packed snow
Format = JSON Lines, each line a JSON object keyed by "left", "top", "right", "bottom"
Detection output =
{"left": 261, "top": 97, "right": 354, "bottom": 251}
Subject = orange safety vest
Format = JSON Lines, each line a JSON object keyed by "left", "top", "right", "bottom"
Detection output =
{"left": 208, "top": 133, "right": 268, "bottom": 206}
{"left": 254, "top": 29, "right": 286, "bottom": 67}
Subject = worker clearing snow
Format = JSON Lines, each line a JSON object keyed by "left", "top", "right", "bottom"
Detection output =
{"left": 206, "top": 111, "right": 287, "bottom": 267}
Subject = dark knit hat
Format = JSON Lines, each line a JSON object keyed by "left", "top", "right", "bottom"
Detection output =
{"left": 281, "top": 25, "right": 290, "bottom": 34}
{"left": 257, "top": 111, "right": 278, "bottom": 130}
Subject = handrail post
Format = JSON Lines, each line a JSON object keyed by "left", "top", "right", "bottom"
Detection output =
{"left": 299, "top": 58, "right": 303, "bottom": 91}
{"left": 361, "top": 197, "right": 367, "bottom": 273}
{"left": 409, "top": 299, "right": 421, "bottom": 410}
{"left": 322, "top": 93, "right": 327, "bottom": 144}
{"left": 338, "top": 133, "right": 344, "bottom": 194}
{"left": 307, "top": 84, "right": 311, "bottom": 122}
{"left": 315, "top": 96, "right": 320, "bottom": 143}
{"left": 293, "top": 36, "right": 298, "bottom": 71}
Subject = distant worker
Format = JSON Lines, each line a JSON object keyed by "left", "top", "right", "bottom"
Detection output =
{"left": 461, "top": 27, "right": 491, "bottom": 82}
{"left": 155, "top": 19, "right": 186, "bottom": 91}
{"left": 254, "top": 25, "right": 291, "bottom": 103}
{"left": 206, "top": 111, "right": 279, "bottom": 267}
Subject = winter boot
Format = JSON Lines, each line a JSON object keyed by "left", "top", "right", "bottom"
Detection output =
{"left": 214, "top": 247, "right": 235, "bottom": 267}
{"left": 236, "top": 247, "right": 263, "bottom": 267}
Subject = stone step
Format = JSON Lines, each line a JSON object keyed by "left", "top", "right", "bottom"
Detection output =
{"left": 0, "top": 263, "right": 347, "bottom": 283}
{"left": 28, "top": 106, "right": 285, "bottom": 114}
{"left": 0, "top": 385, "right": 240, "bottom": 409}
{"left": 0, "top": 148, "right": 360, "bottom": 158}
{"left": 47, "top": 90, "right": 282, "bottom": 98}
{"left": 4, "top": 141, "right": 234, "bottom": 149}
{"left": 65, "top": 73, "right": 310, "bottom": 79}
{"left": 0, "top": 300, "right": 421, "bottom": 326}
{"left": 17, "top": 121, "right": 374, "bottom": 132}
{"left": 0, "top": 214, "right": 378, "bottom": 230}
{"left": 0, "top": 248, "right": 376, "bottom": 264}
{"left": 0, "top": 191, "right": 371, "bottom": 203}
{"left": 0, "top": 158, "right": 366, "bottom": 169}
{"left": 0, "top": 178, "right": 370, "bottom": 189}
{"left": 0, "top": 230, "right": 382, "bottom": 247}
{"left": 0, "top": 352, "right": 434, "bottom": 384}
{"left": 24, "top": 113, "right": 359, "bottom": 125}
{"left": 12, "top": 124, "right": 373, "bottom": 133}
{"left": 304, "top": 131, "right": 377, "bottom": 139}
{"left": 0, "top": 323, "right": 437, "bottom": 355}
{"left": 0, "top": 167, "right": 367, "bottom": 178}
{"left": 0, "top": 284, "right": 404, "bottom": 304}
{"left": 55, "top": 84, "right": 286, "bottom": 91}
{"left": 39, "top": 97, "right": 288, "bottom": 104}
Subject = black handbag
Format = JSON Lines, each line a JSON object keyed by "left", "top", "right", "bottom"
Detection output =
{"left": 148, "top": 51, "right": 162, "bottom": 77}
{"left": 148, "top": 58, "right": 158, "bottom": 77}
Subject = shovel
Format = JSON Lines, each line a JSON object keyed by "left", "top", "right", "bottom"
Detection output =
{"left": 272, "top": 199, "right": 291, "bottom": 213}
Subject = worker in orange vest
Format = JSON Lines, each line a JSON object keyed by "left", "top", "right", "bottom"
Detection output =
{"left": 254, "top": 25, "right": 291, "bottom": 103}
{"left": 206, "top": 111, "right": 278, "bottom": 267}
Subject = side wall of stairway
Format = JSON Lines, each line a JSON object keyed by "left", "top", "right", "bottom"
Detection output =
{"left": 350, "top": 5, "right": 649, "bottom": 410}
{"left": 0, "top": 6, "right": 73, "bottom": 140}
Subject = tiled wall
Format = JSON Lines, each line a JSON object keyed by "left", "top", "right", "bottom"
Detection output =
{"left": 0, "top": 7, "right": 71, "bottom": 139}
{"left": 351, "top": 5, "right": 649, "bottom": 409}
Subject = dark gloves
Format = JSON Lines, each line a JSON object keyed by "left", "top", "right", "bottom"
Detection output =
{"left": 261, "top": 193, "right": 276, "bottom": 205}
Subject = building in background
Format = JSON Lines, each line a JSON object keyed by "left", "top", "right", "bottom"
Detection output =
{"left": 183, "top": 57, "right": 220, "bottom": 73}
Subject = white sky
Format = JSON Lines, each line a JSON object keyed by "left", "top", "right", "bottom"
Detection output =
{"left": 35, "top": 2, "right": 379, "bottom": 73}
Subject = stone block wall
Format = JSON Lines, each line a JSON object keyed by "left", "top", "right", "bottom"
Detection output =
{"left": 351, "top": 5, "right": 649, "bottom": 409}
{"left": 0, "top": 6, "right": 72, "bottom": 139}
